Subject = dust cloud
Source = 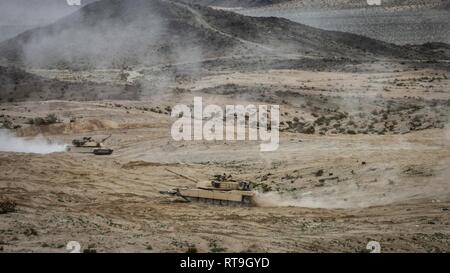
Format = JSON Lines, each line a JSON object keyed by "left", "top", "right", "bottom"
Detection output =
{"left": 254, "top": 191, "right": 355, "bottom": 209}
{"left": 0, "top": 129, "right": 66, "bottom": 154}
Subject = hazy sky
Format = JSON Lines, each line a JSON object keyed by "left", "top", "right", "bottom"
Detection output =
{"left": 0, "top": 0, "right": 96, "bottom": 41}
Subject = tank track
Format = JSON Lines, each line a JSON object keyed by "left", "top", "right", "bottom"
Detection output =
{"left": 183, "top": 196, "right": 253, "bottom": 207}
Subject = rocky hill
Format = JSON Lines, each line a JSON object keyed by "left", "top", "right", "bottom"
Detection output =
{"left": 0, "top": 66, "right": 139, "bottom": 102}
{"left": 0, "top": 0, "right": 445, "bottom": 69}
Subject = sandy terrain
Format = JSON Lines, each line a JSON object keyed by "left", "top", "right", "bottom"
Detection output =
{"left": 1, "top": 61, "right": 449, "bottom": 253}
{"left": 0, "top": 0, "right": 449, "bottom": 253}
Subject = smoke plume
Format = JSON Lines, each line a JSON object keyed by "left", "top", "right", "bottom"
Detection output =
{"left": 0, "top": 129, "right": 66, "bottom": 154}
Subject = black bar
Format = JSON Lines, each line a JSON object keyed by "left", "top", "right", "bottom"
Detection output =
{"left": 0, "top": 253, "right": 447, "bottom": 272}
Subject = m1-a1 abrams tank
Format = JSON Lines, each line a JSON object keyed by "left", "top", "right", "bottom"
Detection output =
{"left": 160, "top": 173, "right": 255, "bottom": 206}
{"left": 67, "top": 135, "right": 113, "bottom": 155}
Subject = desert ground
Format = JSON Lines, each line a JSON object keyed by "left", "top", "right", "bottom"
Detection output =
{"left": 1, "top": 59, "right": 449, "bottom": 253}
{"left": 0, "top": 0, "right": 449, "bottom": 253}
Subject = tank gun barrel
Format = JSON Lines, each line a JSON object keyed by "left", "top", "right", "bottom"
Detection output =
{"left": 101, "top": 134, "right": 112, "bottom": 143}
{"left": 165, "top": 168, "right": 199, "bottom": 183}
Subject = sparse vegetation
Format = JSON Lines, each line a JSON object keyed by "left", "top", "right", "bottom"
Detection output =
{"left": 24, "top": 228, "right": 38, "bottom": 236}
{"left": 0, "top": 199, "right": 17, "bottom": 214}
{"left": 27, "top": 114, "right": 59, "bottom": 126}
{"left": 186, "top": 246, "right": 198, "bottom": 253}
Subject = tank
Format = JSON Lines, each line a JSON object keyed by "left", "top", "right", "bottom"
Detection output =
{"left": 71, "top": 136, "right": 103, "bottom": 148}
{"left": 67, "top": 135, "right": 113, "bottom": 155}
{"left": 160, "top": 173, "right": 255, "bottom": 206}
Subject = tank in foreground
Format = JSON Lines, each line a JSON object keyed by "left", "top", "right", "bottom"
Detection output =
{"left": 160, "top": 174, "right": 255, "bottom": 206}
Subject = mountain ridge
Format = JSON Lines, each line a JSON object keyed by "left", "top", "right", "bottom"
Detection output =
{"left": 0, "top": 0, "right": 447, "bottom": 69}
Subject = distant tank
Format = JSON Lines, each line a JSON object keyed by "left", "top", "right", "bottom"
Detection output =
{"left": 91, "top": 148, "right": 114, "bottom": 155}
{"left": 160, "top": 172, "right": 255, "bottom": 206}
{"left": 67, "top": 135, "right": 113, "bottom": 155}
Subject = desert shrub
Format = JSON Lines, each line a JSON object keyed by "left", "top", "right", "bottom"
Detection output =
{"left": 315, "top": 169, "right": 324, "bottom": 177}
{"left": 0, "top": 119, "right": 13, "bottom": 129}
{"left": 186, "top": 247, "right": 198, "bottom": 253}
{"left": 0, "top": 199, "right": 17, "bottom": 214}
{"left": 45, "top": 114, "right": 58, "bottom": 124}
{"left": 24, "top": 228, "right": 38, "bottom": 236}
{"left": 27, "top": 114, "right": 59, "bottom": 126}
